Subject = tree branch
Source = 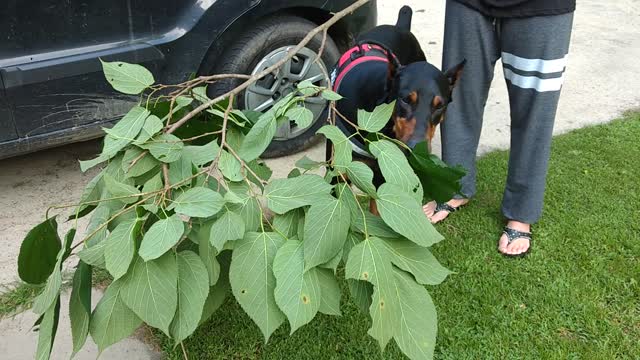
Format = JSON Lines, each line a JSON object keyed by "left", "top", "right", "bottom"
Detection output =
{"left": 166, "top": 0, "right": 371, "bottom": 134}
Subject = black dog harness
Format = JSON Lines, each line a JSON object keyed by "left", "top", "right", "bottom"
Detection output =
{"left": 330, "top": 43, "right": 399, "bottom": 158}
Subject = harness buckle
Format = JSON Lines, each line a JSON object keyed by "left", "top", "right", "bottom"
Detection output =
{"left": 350, "top": 44, "right": 367, "bottom": 61}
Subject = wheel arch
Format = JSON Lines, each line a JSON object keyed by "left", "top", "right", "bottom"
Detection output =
{"left": 195, "top": 7, "right": 355, "bottom": 76}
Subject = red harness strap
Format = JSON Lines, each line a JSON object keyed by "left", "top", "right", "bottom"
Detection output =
{"left": 331, "top": 44, "right": 398, "bottom": 92}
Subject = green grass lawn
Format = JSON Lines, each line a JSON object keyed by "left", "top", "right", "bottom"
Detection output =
{"left": 157, "top": 113, "right": 640, "bottom": 359}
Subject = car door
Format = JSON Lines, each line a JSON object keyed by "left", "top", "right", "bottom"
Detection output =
{"left": 0, "top": 0, "right": 166, "bottom": 139}
{"left": 0, "top": 74, "right": 18, "bottom": 142}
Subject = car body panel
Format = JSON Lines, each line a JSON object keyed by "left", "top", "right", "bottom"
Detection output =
{"left": 0, "top": 74, "right": 17, "bottom": 142}
{"left": 0, "top": 0, "right": 376, "bottom": 159}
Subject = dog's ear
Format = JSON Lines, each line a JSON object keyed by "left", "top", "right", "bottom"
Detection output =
{"left": 396, "top": 6, "right": 413, "bottom": 31}
{"left": 444, "top": 59, "right": 466, "bottom": 91}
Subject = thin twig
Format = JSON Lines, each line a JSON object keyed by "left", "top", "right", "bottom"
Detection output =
{"left": 224, "top": 144, "right": 268, "bottom": 185}
{"left": 314, "top": 29, "right": 329, "bottom": 64}
{"left": 178, "top": 130, "right": 223, "bottom": 143}
{"left": 163, "top": 164, "right": 171, "bottom": 198}
{"left": 180, "top": 342, "right": 189, "bottom": 360}
{"left": 127, "top": 150, "right": 148, "bottom": 172}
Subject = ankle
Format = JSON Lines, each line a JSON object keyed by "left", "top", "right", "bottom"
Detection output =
{"left": 506, "top": 220, "right": 531, "bottom": 233}
{"left": 448, "top": 198, "right": 469, "bottom": 207}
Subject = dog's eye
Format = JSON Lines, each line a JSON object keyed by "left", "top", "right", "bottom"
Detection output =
{"left": 401, "top": 96, "right": 413, "bottom": 105}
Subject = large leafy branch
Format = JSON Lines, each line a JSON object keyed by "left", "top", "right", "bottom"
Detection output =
{"left": 17, "top": 1, "right": 466, "bottom": 359}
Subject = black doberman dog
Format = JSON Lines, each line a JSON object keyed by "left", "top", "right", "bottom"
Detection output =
{"left": 327, "top": 5, "right": 465, "bottom": 201}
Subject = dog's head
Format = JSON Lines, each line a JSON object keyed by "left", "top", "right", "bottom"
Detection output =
{"left": 387, "top": 59, "right": 465, "bottom": 151}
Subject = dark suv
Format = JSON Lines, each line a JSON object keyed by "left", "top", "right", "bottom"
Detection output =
{"left": 0, "top": 0, "right": 376, "bottom": 159}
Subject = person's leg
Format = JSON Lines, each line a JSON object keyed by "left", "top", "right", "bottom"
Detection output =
{"left": 498, "top": 12, "right": 574, "bottom": 255}
{"left": 424, "top": 0, "right": 500, "bottom": 222}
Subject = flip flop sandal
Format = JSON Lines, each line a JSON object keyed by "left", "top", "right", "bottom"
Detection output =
{"left": 499, "top": 226, "right": 532, "bottom": 258}
{"left": 431, "top": 202, "right": 465, "bottom": 221}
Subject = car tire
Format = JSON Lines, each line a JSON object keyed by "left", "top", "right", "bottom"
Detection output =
{"left": 205, "top": 15, "right": 340, "bottom": 158}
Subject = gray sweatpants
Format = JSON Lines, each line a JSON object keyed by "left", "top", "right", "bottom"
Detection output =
{"left": 441, "top": 0, "right": 574, "bottom": 224}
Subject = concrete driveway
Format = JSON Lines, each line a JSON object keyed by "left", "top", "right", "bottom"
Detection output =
{"left": 1, "top": 0, "right": 638, "bottom": 358}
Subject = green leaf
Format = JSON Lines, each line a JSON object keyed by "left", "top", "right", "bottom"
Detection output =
{"left": 192, "top": 86, "right": 209, "bottom": 103}
{"left": 370, "top": 140, "right": 423, "bottom": 202}
{"left": 104, "top": 154, "right": 129, "bottom": 182}
{"left": 105, "top": 218, "right": 142, "bottom": 280}
{"left": 170, "top": 251, "right": 210, "bottom": 343}
{"left": 183, "top": 140, "right": 221, "bottom": 167}
{"left": 348, "top": 279, "right": 373, "bottom": 314}
{"left": 227, "top": 185, "right": 262, "bottom": 232}
{"left": 210, "top": 210, "right": 245, "bottom": 252}
{"left": 318, "top": 125, "right": 352, "bottom": 167}
{"left": 101, "top": 60, "right": 155, "bottom": 94}
{"left": 140, "top": 133, "right": 184, "bottom": 163}
{"left": 70, "top": 171, "right": 103, "bottom": 220}
{"left": 32, "top": 271, "right": 61, "bottom": 316}
{"left": 169, "top": 187, "right": 224, "bottom": 218}
{"left": 238, "top": 114, "right": 277, "bottom": 162}
{"left": 223, "top": 189, "right": 245, "bottom": 205}
{"left": 288, "top": 168, "right": 302, "bottom": 178}
{"left": 122, "top": 147, "right": 159, "bottom": 178}
{"left": 273, "top": 240, "right": 321, "bottom": 334}
{"left": 247, "top": 160, "right": 273, "bottom": 188}
{"left": 335, "top": 183, "right": 361, "bottom": 221}
{"left": 219, "top": 150, "right": 243, "bottom": 182}
{"left": 85, "top": 203, "right": 112, "bottom": 247}
{"left": 79, "top": 154, "right": 110, "bottom": 173}
{"left": 321, "top": 89, "right": 343, "bottom": 101}
{"left": 272, "top": 209, "right": 303, "bottom": 238}
{"left": 31, "top": 225, "right": 70, "bottom": 314}
{"left": 168, "top": 155, "right": 194, "bottom": 186}
{"left": 120, "top": 254, "right": 178, "bottom": 335}
{"left": 285, "top": 107, "right": 314, "bottom": 128}
{"left": 357, "top": 101, "right": 396, "bottom": 132}
{"left": 320, "top": 250, "right": 342, "bottom": 273}
{"left": 343, "top": 161, "right": 377, "bottom": 198}
{"left": 135, "top": 115, "right": 164, "bottom": 144}
{"left": 103, "top": 173, "right": 140, "bottom": 204}
{"left": 352, "top": 212, "right": 401, "bottom": 239}
{"left": 139, "top": 214, "right": 185, "bottom": 261}
{"left": 197, "top": 226, "right": 220, "bottom": 286}
{"left": 78, "top": 240, "right": 107, "bottom": 269}
{"left": 392, "top": 268, "right": 438, "bottom": 360}
{"left": 377, "top": 184, "right": 443, "bottom": 247}
{"left": 342, "top": 231, "right": 373, "bottom": 314}
{"left": 297, "top": 80, "right": 320, "bottom": 96}
{"left": 164, "top": 96, "right": 194, "bottom": 121}
{"left": 69, "top": 261, "right": 92, "bottom": 357}
{"left": 18, "top": 217, "right": 61, "bottom": 285}
{"left": 35, "top": 296, "right": 60, "bottom": 360}
{"left": 295, "top": 155, "right": 323, "bottom": 170}
{"left": 316, "top": 268, "right": 342, "bottom": 316}
{"left": 381, "top": 237, "right": 451, "bottom": 285}
{"left": 200, "top": 261, "right": 230, "bottom": 325}
{"left": 90, "top": 280, "right": 142, "bottom": 353}
{"left": 409, "top": 141, "right": 466, "bottom": 202}
{"left": 265, "top": 175, "right": 333, "bottom": 214}
{"left": 304, "top": 197, "right": 351, "bottom": 270}
{"left": 230, "top": 232, "right": 286, "bottom": 342}
{"left": 345, "top": 236, "right": 398, "bottom": 350}
{"left": 102, "top": 106, "right": 150, "bottom": 158}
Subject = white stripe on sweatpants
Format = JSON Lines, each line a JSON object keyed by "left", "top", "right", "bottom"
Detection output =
{"left": 502, "top": 52, "right": 569, "bottom": 74}
{"left": 503, "top": 68, "right": 565, "bottom": 92}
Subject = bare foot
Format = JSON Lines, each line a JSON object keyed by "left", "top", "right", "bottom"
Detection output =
{"left": 422, "top": 198, "right": 469, "bottom": 224}
{"left": 498, "top": 220, "right": 531, "bottom": 256}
